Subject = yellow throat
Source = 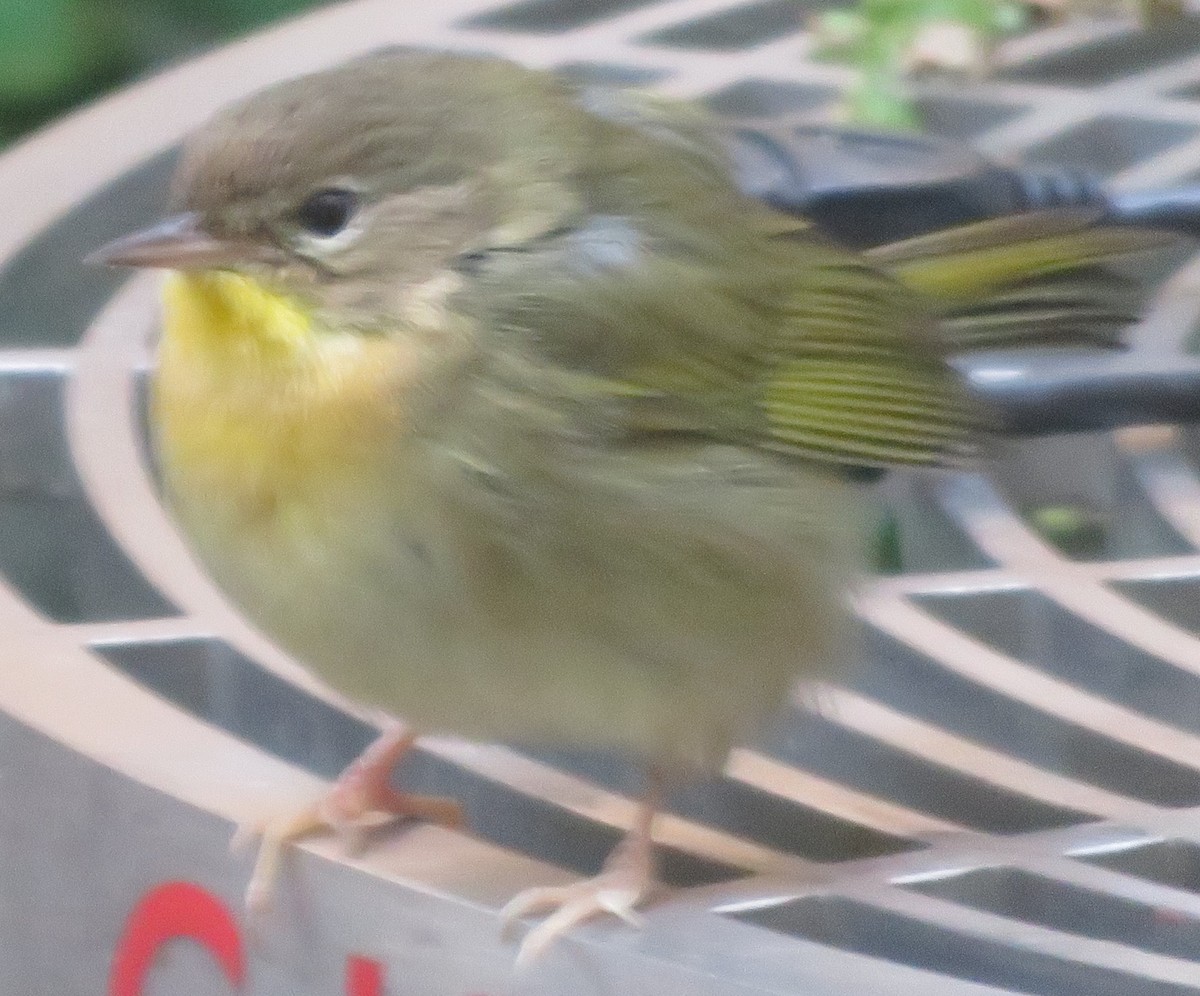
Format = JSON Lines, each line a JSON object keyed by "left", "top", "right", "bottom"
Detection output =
{"left": 153, "top": 272, "right": 406, "bottom": 522}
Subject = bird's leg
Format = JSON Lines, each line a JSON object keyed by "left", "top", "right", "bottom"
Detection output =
{"left": 500, "top": 769, "right": 663, "bottom": 965}
{"left": 316, "top": 726, "right": 463, "bottom": 832}
{"left": 233, "top": 723, "right": 463, "bottom": 913}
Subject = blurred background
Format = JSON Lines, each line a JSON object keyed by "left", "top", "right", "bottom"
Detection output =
{"left": 0, "top": 0, "right": 1184, "bottom": 148}
{"left": 0, "top": 0, "right": 326, "bottom": 146}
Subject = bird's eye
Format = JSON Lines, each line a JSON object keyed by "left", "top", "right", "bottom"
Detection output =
{"left": 295, "top": 187, "right": 358, "bottom": 238}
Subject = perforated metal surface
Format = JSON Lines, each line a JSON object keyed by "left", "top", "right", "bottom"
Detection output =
{"left": 7, "top": 2, "right": 1200, "bottom": 993}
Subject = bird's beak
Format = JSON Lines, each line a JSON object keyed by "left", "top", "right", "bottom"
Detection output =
{"left": 86, "top": 212, "right": 258, "bottom": 270}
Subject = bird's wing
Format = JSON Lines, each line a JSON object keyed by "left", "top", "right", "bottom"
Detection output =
{"left": 474, "top": 207, "right": 1167, "bottom": 472}
{"left": 752, "top": 249, "right": 982, "bottom": 468}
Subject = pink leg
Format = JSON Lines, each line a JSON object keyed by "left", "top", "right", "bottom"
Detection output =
{"left": 319, "top": 726, "right": 463, "bottom": 831}
{"left": 235, "top": 725, "right": 463, "bottom": 913}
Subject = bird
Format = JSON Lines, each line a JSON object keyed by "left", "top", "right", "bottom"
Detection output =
{"left": 90, "top": 50, "right": 1168, "bottom": 963}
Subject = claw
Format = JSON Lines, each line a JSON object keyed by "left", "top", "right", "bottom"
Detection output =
{"left": 231, "top": 726, "right": 462, "bottom": 914}
{"left": 601, "top": 896, "right": 646, "bottom": 930}
{"left": 502, "top": 771, "right": 662, "bottom": 965}
{"left": 499, "top": 886, "right": 572, "bottom": 935}
{"left": 505, "top": 875, "right": 653, "bottom": 966}
{"left": 516, "top": 896, "right": 617, "bottom": 967}
{"left": 240, "top": 804, "right": 326, "bottom": 913}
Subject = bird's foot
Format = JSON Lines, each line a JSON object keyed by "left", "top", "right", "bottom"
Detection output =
{"left": 231, "top": 725, "right": 463, "bottom": 913}
{"left": 499, "top": 863, "right": 657, "bottom": 966}
{"left": 500, "top": 783, "right": 660, "bottom": 966}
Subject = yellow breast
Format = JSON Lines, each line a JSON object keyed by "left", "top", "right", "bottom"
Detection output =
{"left": 153, "top": 272, "right": 408, "bottom": 531}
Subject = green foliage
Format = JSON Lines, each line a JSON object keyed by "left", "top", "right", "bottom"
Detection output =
{"left": 869, "top": 509, "right": 904, "bottom": 573}
{"left": 812, "top": 0, "right": 1031, "bottom": 129}
{"left": 0, "top": 0, "right": 323, "bottom": 147}
{"left": 0, "top": 0, "right": 81, "bottom": 97}
{"left": 813, "top": 0, "right": 1192, "bottom": 130}
{"left": 1028, "top": 502, "right": 1109, "bottom": 558}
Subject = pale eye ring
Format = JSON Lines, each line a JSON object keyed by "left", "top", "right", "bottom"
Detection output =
{"left": 295, "top": 187, "right": 358, "bottom": 238}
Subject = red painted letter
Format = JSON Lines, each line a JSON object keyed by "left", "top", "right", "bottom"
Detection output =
{"left": 109, "top": 881, "right": 245, "bottom": 996}
{"left": 347, "top": 956, "right": 384, "bottom": 996}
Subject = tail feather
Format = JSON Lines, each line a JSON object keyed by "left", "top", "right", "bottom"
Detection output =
{"left": 866, "top": 211, "right": 1173, "bottom": 353}
{"left": 935, "top": 268, "right": 1143, "bottom": 352}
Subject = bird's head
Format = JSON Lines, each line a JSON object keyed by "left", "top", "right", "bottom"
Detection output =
{"left": 90, "top": 52, "right": 588, "bottom": 331}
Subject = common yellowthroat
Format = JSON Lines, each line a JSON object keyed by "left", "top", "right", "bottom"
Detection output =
{"left": 92, "top": 51, "right": 1166, "bottom": 963}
